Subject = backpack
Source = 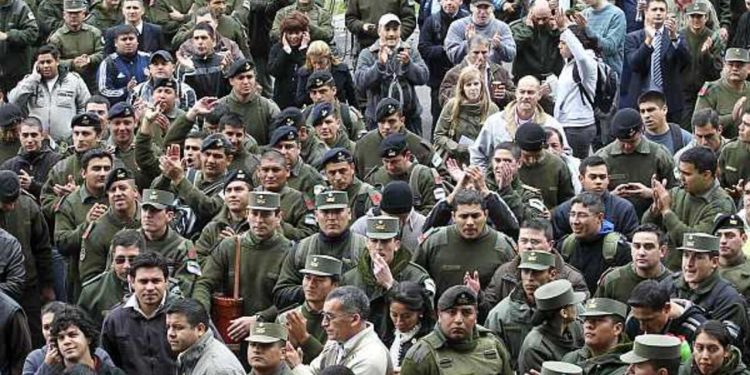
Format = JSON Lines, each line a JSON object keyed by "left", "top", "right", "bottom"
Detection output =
{"left": 572, "top": 58, "right": 618, "bottom": 114}
{"left": 561, "top": 232, "right": 622, "bottom": 269}
{"left": 667, "top": 123, "right": 686, "bottom": 152}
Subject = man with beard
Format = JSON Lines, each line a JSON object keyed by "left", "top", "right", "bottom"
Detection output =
{"left": 54, "top": 148, "right": 112, "bottom": 300}
{"left": 47, "top": 0, "right": 104, "bottom": 94}
{"left": 131, "top": 50, "right": 197, "bottom": 112}
{"left": 1, "top": 117, "right": 63, "bottom": 200}
{"left": 166, "top": 298, "right": 245, "bottom": 374}
{"left": 485, "top": 250, "right": 559, "bottom": 371}
{"left": 8, "top": 44, "right": 90, "bottom": 144}
{"left": 277, "top": 255, "right": 342, "bottom": 364}
{"left": 695, "top": 48, "right": 750, "bottom": 139}
{"left": 97, "top": 24, "right": 150, "bottom": 105}
{"left": 269, "top": 126, "right": 325, "bottom": 203}
{"left": 401, "top": 285, "right": 512, "bottom": 374}
{"left": 0, "top": 104, "right": 25, "bottom": 166}
{"left": 77, "top": 228, "right": 142, "bottom": 325}
{"left": 321, "top": 148, "right": 379, "bottom": 221}
{"left": 79, "top": 168, "right": 140, "bottom": 283}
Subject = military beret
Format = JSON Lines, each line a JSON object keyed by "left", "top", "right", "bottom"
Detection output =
{"left": 152, "top": 77, "right": 177, "bottom": 91}
{"left": 71, "top": 112, "right": 102, "bottom": 130}
{"left": 310, "top": 102, "right": 334, "bottom": 127}
{"left": 713, "top": 213, "right": 746, "bottom": 234}
{"left": 105, "top": 168, "right": 133, "bottom": 190}
{"left": 149, "top": 50, "right": 174, "bottom": 64}
{"left": 611, "top": 108, "right": 643, "bottom": 140}
{"left": 306, "top": 70, "right": 334, "bottom": 91}
{"left": 376, "top": 98, "right": 401, "bottom": 122}
{"left": 269, "top": 126, "right": 299, "bottom": 146}
{"left": 620, "top": 334, "right": 682, "bottom": 363}
{"left": 224, "top": 169, "right": 252, "bottom": 189}
{"left": 437, "top": 285, "right": 477, "bottom": 310}
{"left": 272, "top": 107, "right": 305, "bottom": 129}
{"left": 0, "top": 171, "right": 21, "bottom": 203}
{"left": 226, "top": 58, "right": 255, "bottom": 79}
{"left": 0, "top": 103, "right": 24, "bottom": 128}
{"left": 321, "top": 147, "right": 353, "bottom": 167}
{"left": 108, "top": 102, "right": 135, "bottom": 120}
{"left": 141, "top": 189, "right": 174, "bottom": 210}
{"left": 515, "top": 123, "right": 547, "bottom": 151}
{"left": 379, "top": 133, "right": 408, "bottom": 158}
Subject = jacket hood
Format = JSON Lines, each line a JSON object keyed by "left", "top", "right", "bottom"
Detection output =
{"left": 599, "top": 219, "right": 615, "bottom": 235}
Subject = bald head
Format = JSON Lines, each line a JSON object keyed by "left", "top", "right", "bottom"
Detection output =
{"left": 530, "top": 0, "right": 552, "bottom": 27}
{"left": 518, "top": 75, "right": 541, "bottom": 88}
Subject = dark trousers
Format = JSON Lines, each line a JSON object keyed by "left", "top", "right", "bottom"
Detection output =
{"left": 21, "top": 283, "right": 44, "bottom": 347}
{"left": 564, "top": 124, "right": 597, "bottom": 159}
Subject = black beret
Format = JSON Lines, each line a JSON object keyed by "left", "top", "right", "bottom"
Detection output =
{"left": 376, "top": 98, "right": 401, "bottom": 122}
{"left": 306, "top": 70, "right": 334, "bottom": 91}
{"left": 321, "top": 147, "right": 353, "bottom": 167}
{"left": 269, "top": 126, "right": 299, "bottom": 146}
{"left": 224, "top": 169, "right": 252, "bottom": 189}
{"left": 310, "top": 102, "right": 334, "bottom": 127}
{"left": 200, "top": 133, "right": 234, "bottom": 153}
{"left": 379, "top": 133, "right": 408, "bottom": 157}
{"left": 0, "top": 103, "right": 24, "bottom": 128}
{"left": 108, "top": 102, "right": 135, "bottom": 120}
{"left": 437, "top": 285, "right": 478, "bottom": 310}
{"left": 713, "top": 213, "right": 746, "bottom": 234}
{"left": 611, "top": 108, "right": 643, "bottom": 139}
{"left": 71, "top": 112, "right": 102, "bottom": 130}
{"left": 105, "top": 168, "right": 133, "bottom": 190}
{"left": 0, "top": 170, "right": 21, "bottom": 203}
{"left": 272, "top": 107, "right": 305, "bottom": 129}
{"left": 226, "top": 58, "right": 255, "bottom": 79}
{"left": 152, "top": 77, "right": 177, "bottom": 91}
{"left": 515, "top": 123, "right": 547, "bottom": 151}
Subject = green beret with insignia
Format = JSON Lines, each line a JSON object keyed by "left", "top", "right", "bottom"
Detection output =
{"left": 437, "top": 285, "right": 477, "bottom": 310}
{"left": 246, "top": 322, "right": 287, "bottom": 343}
{"left": 677, "top": 233, "right": 719, "bottom": 253}
{"left": 141, "top": 189, "right": 174, "bottom": 210}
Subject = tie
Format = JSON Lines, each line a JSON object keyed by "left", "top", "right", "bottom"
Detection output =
{"left": 651, "top": 30, "right": 663, "bottom": 90}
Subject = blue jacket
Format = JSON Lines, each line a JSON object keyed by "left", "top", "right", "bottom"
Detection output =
{"left": 97, "top": 51, "right": 150, "bottom": 105}
{"left": 552, "top": 190, "right": 639, "bottom": 241}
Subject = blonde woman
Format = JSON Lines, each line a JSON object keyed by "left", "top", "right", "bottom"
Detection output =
{"left": 294, "top": 40, "right": 357, "bottom": 106}
{"left": 433, "top": 66, "right": 499, "bottom": 165}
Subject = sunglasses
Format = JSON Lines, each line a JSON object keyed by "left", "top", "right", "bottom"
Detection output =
{"left": 114, "top": 255, "right": 137, "bottom": 265}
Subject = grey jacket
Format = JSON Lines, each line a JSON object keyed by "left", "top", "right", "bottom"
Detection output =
{"left": 444, "top": 17, "right": 516, "bottom": 64}
{"left": 176, "top": 328, "right": 245, "bottom": 375}
{"left": 23, "top": 347, "right": 114, "bottom": 375}
{"left": 0, "top": 228, "right": 25, "bottom": 301}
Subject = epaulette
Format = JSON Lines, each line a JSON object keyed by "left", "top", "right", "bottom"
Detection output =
{"left": 81, "top": 272, "right": 105, "bottom": 288}
{"left": 419, "top": 226, "right": 443, "bottom": 246}
{"left": 407, "top": 341, "right": 433, "bottom": 364}
{"left": 520, "top": 183, "right": 542, "bottom": 194}
{"left": 597, "top": 266, "right": 619, "bottom": 287}
{"left": 698, "top": 82, "right": 712, "bottom": 97}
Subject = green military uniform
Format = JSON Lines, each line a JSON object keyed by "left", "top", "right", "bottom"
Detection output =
{"left": 193, "top": 191, "right": 292, "bottom": 318}
{"left": 272, "top": 185, "right": 317, "bottom": 241}
{"left": 365, "top": 163, "right": 437, "bottom": 216}
{"left": 194, "top": 205, "right": 250, "bottom": 264}
{"left": 288, "top": 156, "right": 325, "bottom": 203}
{"left": 596, "top": 137, "right": 676, "bottom": 217}
{"left": 0, "top": 139, "right": 20, "bottom": 165}
{"left": 320, "top": 147, "right": 380, "bottom": 220}
{"left": 246, "top": 323, "right": 295, "bottom": 375}
{"left": 517, "top": 150, "right": 575, "bottom": 210}
{"left": 229, "top": 147, "right": 260, "bottom": 177}
{"left": 48, "top": 21, "right": 104, "bottom": 93}
{"left": 714, "top": 214, "right": 750, "bottom": 302}
{"left": 354, "top": 128, "right": 437, "bottom": 179}
{"left": 694, "top": 48, "right": 750, "bottom": 139}
{"left": 147, "top": 0, "right": 192, "bottom": 39}
{"left": 718, "top": 139, "right": 750, "bottom": 189}
{"left": 54, "top": 185, "right": 108, "bottom": 299}
{"left": 36, "top": 0, "right": 64, "bottom": 39}
{"left": 271, "top": 2, "right": 333, "bottom": 42}
{"left": 485, "top": 251, "right": 557, "bottom": 371}
{"left": 595, "top": 263, "right": 673, "bottom": 304}
{"left": 493, "top": 175, "right": 548, "bottom": 223}
{"left": 151, "top": 170, "right": 227, "bottom": 225}
{"left": 172, "top": 14, "right": 250, "bottom": 57}
{"left": 41, "top": 140, "right": 87, "bottom": 220}
{"left": 0, "top": 0, "right": 38, "bottom": 94}
{"left": 561, "top": 298, "right": 632, "bottom": 375}
{"left": 217, "top": 72, "right": 280, "bottom": 146}
{"left": 643, "top": 181, "right": 735, "bottom": 270}
{"left": 342, "top": 216, "right": 434, "bottom": 338}
{"left": 414, "top": 224, "right": 516, "bottom": 300}
{"left": 619, "top": 334, "right": 682, "bottom": 368}
{"left": 276, "top": 254, "right": 342, "bottom": 364}
{"left": 77, "top": 269, "right": 128, "bottom": 326}
{"left": 85, "top": 0, "right": 122, "bottom": 31}
{"left": 273, "top": 191, "right": 367, "bottom": 308}
{"left": 302, "top": 134, "right": 327, "bottom": 169}
{"left": 304, "top": 100, "right": 367, "bottom": 143}
{"left": 400, "top": 285, "right": 513, "bottom": 375}
{"left": 518, "top": 279, "right": 585, "bottom": 375}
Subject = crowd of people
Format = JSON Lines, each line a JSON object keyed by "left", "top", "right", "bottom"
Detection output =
{"left": 1, "top": 0, "right": 750, "bottom": 372}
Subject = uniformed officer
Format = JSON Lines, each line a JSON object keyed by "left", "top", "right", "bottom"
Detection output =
{"left": 277, "top": 255, "right": 342, "bottom": 364}
{"left": 713, "top": 214, "right": 750, "bottom": 302}
{"left": 488, "top": 142, "right": 549, "bottom": 223}
{"left": 619, "top": 334, "right": 682, "bottom": 375}
{"left": 354, "top": 98, "right": 437, "bottom": 179}
{"left": 272, "top": 107, "right": 327, "bottom": 169}
{"left": 542, "top": 361, "right": 584, "bottom": 375}
{"left": 48, "top": 0, "right": 105, "bottom": 93}
{"left": 77, "top": 228, "right": 143, "bottom": 325}
{"left": 717, "top": 110, "right": 750, "bottom": 189}
{"left": 518, "top": 279, "right": 585, "bottom": 374}
{"left": 54, "top": 148, "right": 112, "bottom": 300}
{"left": 193, "top": 191, "right": 292, "bottom": 339}
{"left": 561, "top": 298, "right": 632, "bottom": 375}
{"left": 273, "top": 190, "right": 368, "bottom": 309}
{"left": 310, "top": 102, "right": 356, "bottom": 153}
{"left": 0, "top": 0, "right": 38, "bottom": 94}
{"left": 342, "top": 216, "right": 434, "bottom": 338}
{"left": 302, "top": 70, "right": 366, "bottom": 142}
{"left": 85, "top": 0, "right": 123, "bottom": 32}
{"left": 596, "top": 108, "right": 676, "bottom": 218}
{"left": 79, "top": 167, "right": 141, "bottom": 283}
{"left": 400, "top": 285, "right": 513, "bottom": 375}
{"left": 515, "top": 122, "right": 575, "bottom": 210}
{"left": 365, "top": 133, "right": 439, "bottom": 216}
{"left": 107, "top": 102, "right": 150, "bottom": 190}
{"left": 247, "top": 322, "right": 294, "bottom": 375}
{"left": 485, "top": 250, "right": 559, "bottom": 371}
{"left": 194, "top": 169, "right": 252, "bottom": 263}
{"left": 414, "top": 188, "right": 516, "bottom": 306}
{"left": 269, "top": 125, "right": 326, "bottom": 203}
{"left": 320, "top": 147, "right": 380, "bottom": 221}
{"left": 695, "top": 48, "right": 750, "bottom": 139}
{"left": 219, "top": 112, "right": 261, "bottom": 176}
{"left": 255, "top": 149, "right": 317, "bottom": 241}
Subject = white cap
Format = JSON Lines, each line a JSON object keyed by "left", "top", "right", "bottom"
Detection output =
{"left": 378, "top": 13, "right": 401, "bottom": 28}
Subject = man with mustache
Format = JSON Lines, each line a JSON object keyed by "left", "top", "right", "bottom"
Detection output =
{"left": 694, "top": 48, "right": 750, "bottom": 139}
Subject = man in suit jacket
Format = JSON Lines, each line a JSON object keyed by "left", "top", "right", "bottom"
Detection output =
{"left": 622, "top": 0, "right": 690, "bottom": 123}
{"left": 103, "top": 0, "right": 166, "bottom": 54}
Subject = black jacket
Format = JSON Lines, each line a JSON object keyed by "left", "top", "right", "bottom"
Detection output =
{"left": 0, "top": 228, "right": 25, "bottom": 302}
{"left": 0, "top": 291, "right": 32, "bottom": 375}
{"left": 417, "top": 8, "right": 470, "bottom": 88}
{"left": 180, "top": 54, "right": 230, "bottom": 99}
{"left": 268, "top": 42, "right": 307, "bottom": 110}
{"left": 422, "top": 192, "right": 519, "bottom": 237}
{"left": 557, "top": 231, "right": 631, "bottom": 295}
{"left": 103, "top": 22, "right": 166, "bottom": 55}
{"left": 552, "top": 191, "right": 639, "bottom": 241}
{"left": 1, "top": 146, "right": 63, "bottom": 200}
{"left": 625, "top": 300, "right": 707, "bottom": 345}
{"left": 295, "top": 63, "right": 357, "bottom": 107}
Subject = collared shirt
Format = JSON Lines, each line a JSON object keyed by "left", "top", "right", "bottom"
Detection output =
{"left": 124, "top": 291, "right": 166, "bottom": 319}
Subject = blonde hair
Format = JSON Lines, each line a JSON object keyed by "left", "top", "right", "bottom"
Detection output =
{"left": 447, "top": 66, "right": 490, "bottom": 135}
{"left": 304, "top": 41, "right": 342, "bottom": 71}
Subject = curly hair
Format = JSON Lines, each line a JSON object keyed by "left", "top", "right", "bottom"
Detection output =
{"left": 50, "top": 306, "right": 99, "bottom": 357}
{"left": 280, "top": 11, "right": 310, "bottom": 35}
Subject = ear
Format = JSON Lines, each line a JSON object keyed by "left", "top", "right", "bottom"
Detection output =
{"left": 613, "top": 321, "right": 624, "bottom": 337}
{"left": 166, "top": 210, "right": 175, "bottom": 221}
{"left": 659, "top": 245, "right": 668, "bottom": 259}
{"left": 549, "top": 268, "right": 559, "bottom": 279}
{"left": 394, "top": 239, "right": 401, "bottom": 250}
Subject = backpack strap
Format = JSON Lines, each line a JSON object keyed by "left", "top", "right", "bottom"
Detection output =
{"left": 340, "top": 103, "right": 353, "bottom": 133}
{"left": 561, "top": 235, "right": 576, "bottom": 260}
{"left": 668, "top": 123, "right": 685, "bottom": 152}
{"left": 572, "top": 61, "right": 595, "bottom": 108}
{"left": 409, "top": 164, "right": 428, "bottom": 207}
{"left": 602, "top": 232, "right": 622, "bottom": 267}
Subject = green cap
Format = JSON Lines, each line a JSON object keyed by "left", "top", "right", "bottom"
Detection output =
{"left": 366, "top": 216, "right": 400, "bottom": 239}
{"left": 141, "top": 189, "right": 174, "bottom": 210}
{"left": 579, "top": 298, "right": 629, "bottom": 319}
{"left": 315, "top": 190, "right": 348, "bottom": 210}
{"left": 300, "top": 254, "right": 342, "bottom": 277}
{"left": 620, "top": 334, "right": 682, "bottom": 363}
{"left": 64, "top": 0, "right": 87, "bottom": 11}
{"left": 677, "top": 233, "right": 719, "bottom": 253}
{"left": 534, "top": 279, "right": 586, "bottom": 311}
{"left": 248, "top": 191, "right": 281, "bottom": 211}
{"left": 437, "top": 285, "right": 477, "bottom": 310}
{"left": 685, "top": 1, "right": 708, "bottom": 14}
{"left": 246, "top": 322, "right": 288, "bottom": 343}
{"left": 542, "top": 361, "right": 583, "bottom": 375}
{"left": 518, "top": 250, "right": 555, "bottom": 271}
{"left": 725, "top": 48, "right": 750, "bottom": 63}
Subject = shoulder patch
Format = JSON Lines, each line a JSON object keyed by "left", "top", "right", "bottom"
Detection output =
{"left": 419, "top": 226, "right": 443, "bottom": 245}
{"left": 698, "top": 82, "right": 710, "bottom": 97}
{"left": 407, "top": 342, "right": 432, "bottom": 364}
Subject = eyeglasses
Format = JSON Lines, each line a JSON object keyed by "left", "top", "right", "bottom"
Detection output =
{"left": 114, "top": 255, "right": 137, "bottom": 265}
{"left": 321, "top": 311, "right": 353, "bottom": 322}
